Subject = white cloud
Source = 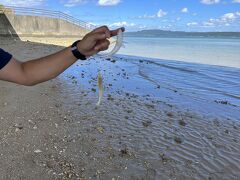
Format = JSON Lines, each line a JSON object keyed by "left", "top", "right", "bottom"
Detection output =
{"left": 160, "top": 24, "right": 173, "bottom": 30}
{"left": 181, "top": 7, "right": 188, "bottom": 13}
{"left": 189, "top": 11, "right": 240, "bottom": 29}
{"left": 139, "top": 9, "right": 167, "bottom": 19}
{"left": 157, "top": 9, "right": 167, "bottom": 17}
{"left": 187, "top": 22, "right": 198, "bottom": 26}
{"left": 109, "top": 21, "right": 135, "bottom": 28}
{"left": 98, "top": 0, "right": 121, "bottom": 6}
{"left": 232, "top": 0, "right": 240, "bottom": 3}
{"left": 205, "top": 12, "right": 239, "bottom": 25}
{"left": 63, "top": 0, "right": 87, "bottom": 7}
{"left": 63, "top": 0, "right": 121, "bottom": 7}
{"left": 139, "top": 25, "right": 147, "bottom": 29}
{"left": 200, "top": 0, "right": 220, "bottom": 5}
{"left": 0, "top": 0, "right": 44, "bottom": 7}
{"left": 203, "top": 22, "right": 215, "bottom": 26}
{"left": 221, "top": 12, "right": 238, "bottom": 22}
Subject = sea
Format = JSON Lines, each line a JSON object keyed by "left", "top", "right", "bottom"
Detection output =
{"left": 113, "top": 36, "right": 240, "bottom": 117}
{"left": 118, "top": 36, "right": 240, "bottom": 68}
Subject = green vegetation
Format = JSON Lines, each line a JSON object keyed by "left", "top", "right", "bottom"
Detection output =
{"left": 0, "top": 4, "right": 5, "bottom": 12}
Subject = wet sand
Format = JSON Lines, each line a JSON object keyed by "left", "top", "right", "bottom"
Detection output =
{"left": 0, "top": 38, "right": 240, "bottom": 180}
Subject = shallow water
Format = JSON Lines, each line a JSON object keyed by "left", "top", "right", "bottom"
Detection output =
{"left": 129, "top": 56, "right": 240, "bottom": 107}
{"left": 61, "top": 55, "right": 240, "bottom": 119}
{"left": 55, "top": 56, "right": 240, "bottom": 179}
{"left": 119, "top": 37, "right": 240, "bottom": 68}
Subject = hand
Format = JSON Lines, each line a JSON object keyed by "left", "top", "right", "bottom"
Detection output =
{"left": 77, "top": 26, "right": 125, "bottom": 57}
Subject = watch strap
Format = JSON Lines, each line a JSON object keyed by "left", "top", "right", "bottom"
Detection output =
{"left": 71, "top": 40, "right": 87, "bottom": 60}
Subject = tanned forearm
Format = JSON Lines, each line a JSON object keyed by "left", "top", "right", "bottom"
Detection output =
{"left": 0, "top": 26, "right": 124, "bottom": 86}
{"left": 21, "top": 46, "right": 77, "bottom": 85}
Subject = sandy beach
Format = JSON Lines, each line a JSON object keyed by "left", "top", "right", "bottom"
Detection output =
{"left": 20, "top": 36, "right": 83, "bottom": 47}
{"left": 1, "top": 38, "right": 240, "bottom": 180}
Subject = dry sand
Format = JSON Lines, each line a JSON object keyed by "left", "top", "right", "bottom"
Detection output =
{"left": 0, "top": 38, "right": 240, "bottom": 180}
{"left": 20, "top": 36, "right": 81, "bottom": 47}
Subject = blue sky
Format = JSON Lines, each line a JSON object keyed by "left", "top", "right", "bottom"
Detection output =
{"left": 0, "top": 0, "right": 240, "bottom": 31}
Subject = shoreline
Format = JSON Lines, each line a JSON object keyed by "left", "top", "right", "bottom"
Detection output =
{"left": 116, "top": 54, "right": 240, "bottom": 70}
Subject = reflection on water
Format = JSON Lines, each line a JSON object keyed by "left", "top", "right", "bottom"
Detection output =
{"left": 61, "top": 56, "right": 240, "bottom": 113}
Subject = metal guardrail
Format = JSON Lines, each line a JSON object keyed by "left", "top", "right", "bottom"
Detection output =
{"left": 0, "top": 6, "right": 96, "bottom": 30}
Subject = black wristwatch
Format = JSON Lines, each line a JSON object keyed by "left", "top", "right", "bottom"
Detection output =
{"left": 71, "top": 40, "right": 87, "bottom": 60}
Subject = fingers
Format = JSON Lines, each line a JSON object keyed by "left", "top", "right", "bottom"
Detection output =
{"left": 92, "top": 26, "right": 111, "bottom": 38}
{"left": 88, "top": 26, "right": 125, "bottom": 54}
{"left": 90, "top": 32, "right": 107, "bottom": 42}
{"left": 92, "top": 26, "right": 125, "bottom": 39}
{"left": 110, "top": 27, "right": 125, "bottom": 37}
{"left": 94, "top": 39, "right": 110, "bottom": 51}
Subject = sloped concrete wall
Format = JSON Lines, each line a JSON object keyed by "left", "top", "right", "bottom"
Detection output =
{"left": 0, "top": 12, "right": 90, "bottom": 37}
{"left": 0, "top": 13, "right": 20, "bottom": 38}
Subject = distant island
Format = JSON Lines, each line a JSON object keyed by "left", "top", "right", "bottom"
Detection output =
{"left": 125, "top": 30, "right": 240, "bottom": 38}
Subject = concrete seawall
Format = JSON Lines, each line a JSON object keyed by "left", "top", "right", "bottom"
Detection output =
{"left": 0, "top": 11, "right": 90, "bottom": 37}
{"left": 0, "top": 13, "right": 20, "bottom": 38}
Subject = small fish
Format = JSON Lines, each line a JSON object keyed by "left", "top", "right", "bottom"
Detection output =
{"left": 96, "top": 72, "right": 103, "bottom": 106}
{"left": 96, "top": 28, "right": 124, "bottom": 106}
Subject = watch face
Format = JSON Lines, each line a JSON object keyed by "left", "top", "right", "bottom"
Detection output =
{"left": 71, "top": 46, "right": 77, "bottom": 51}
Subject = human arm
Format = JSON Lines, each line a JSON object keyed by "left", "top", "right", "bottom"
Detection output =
{"left": 0, "top": 26, "right": 124, "bottom": 86}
